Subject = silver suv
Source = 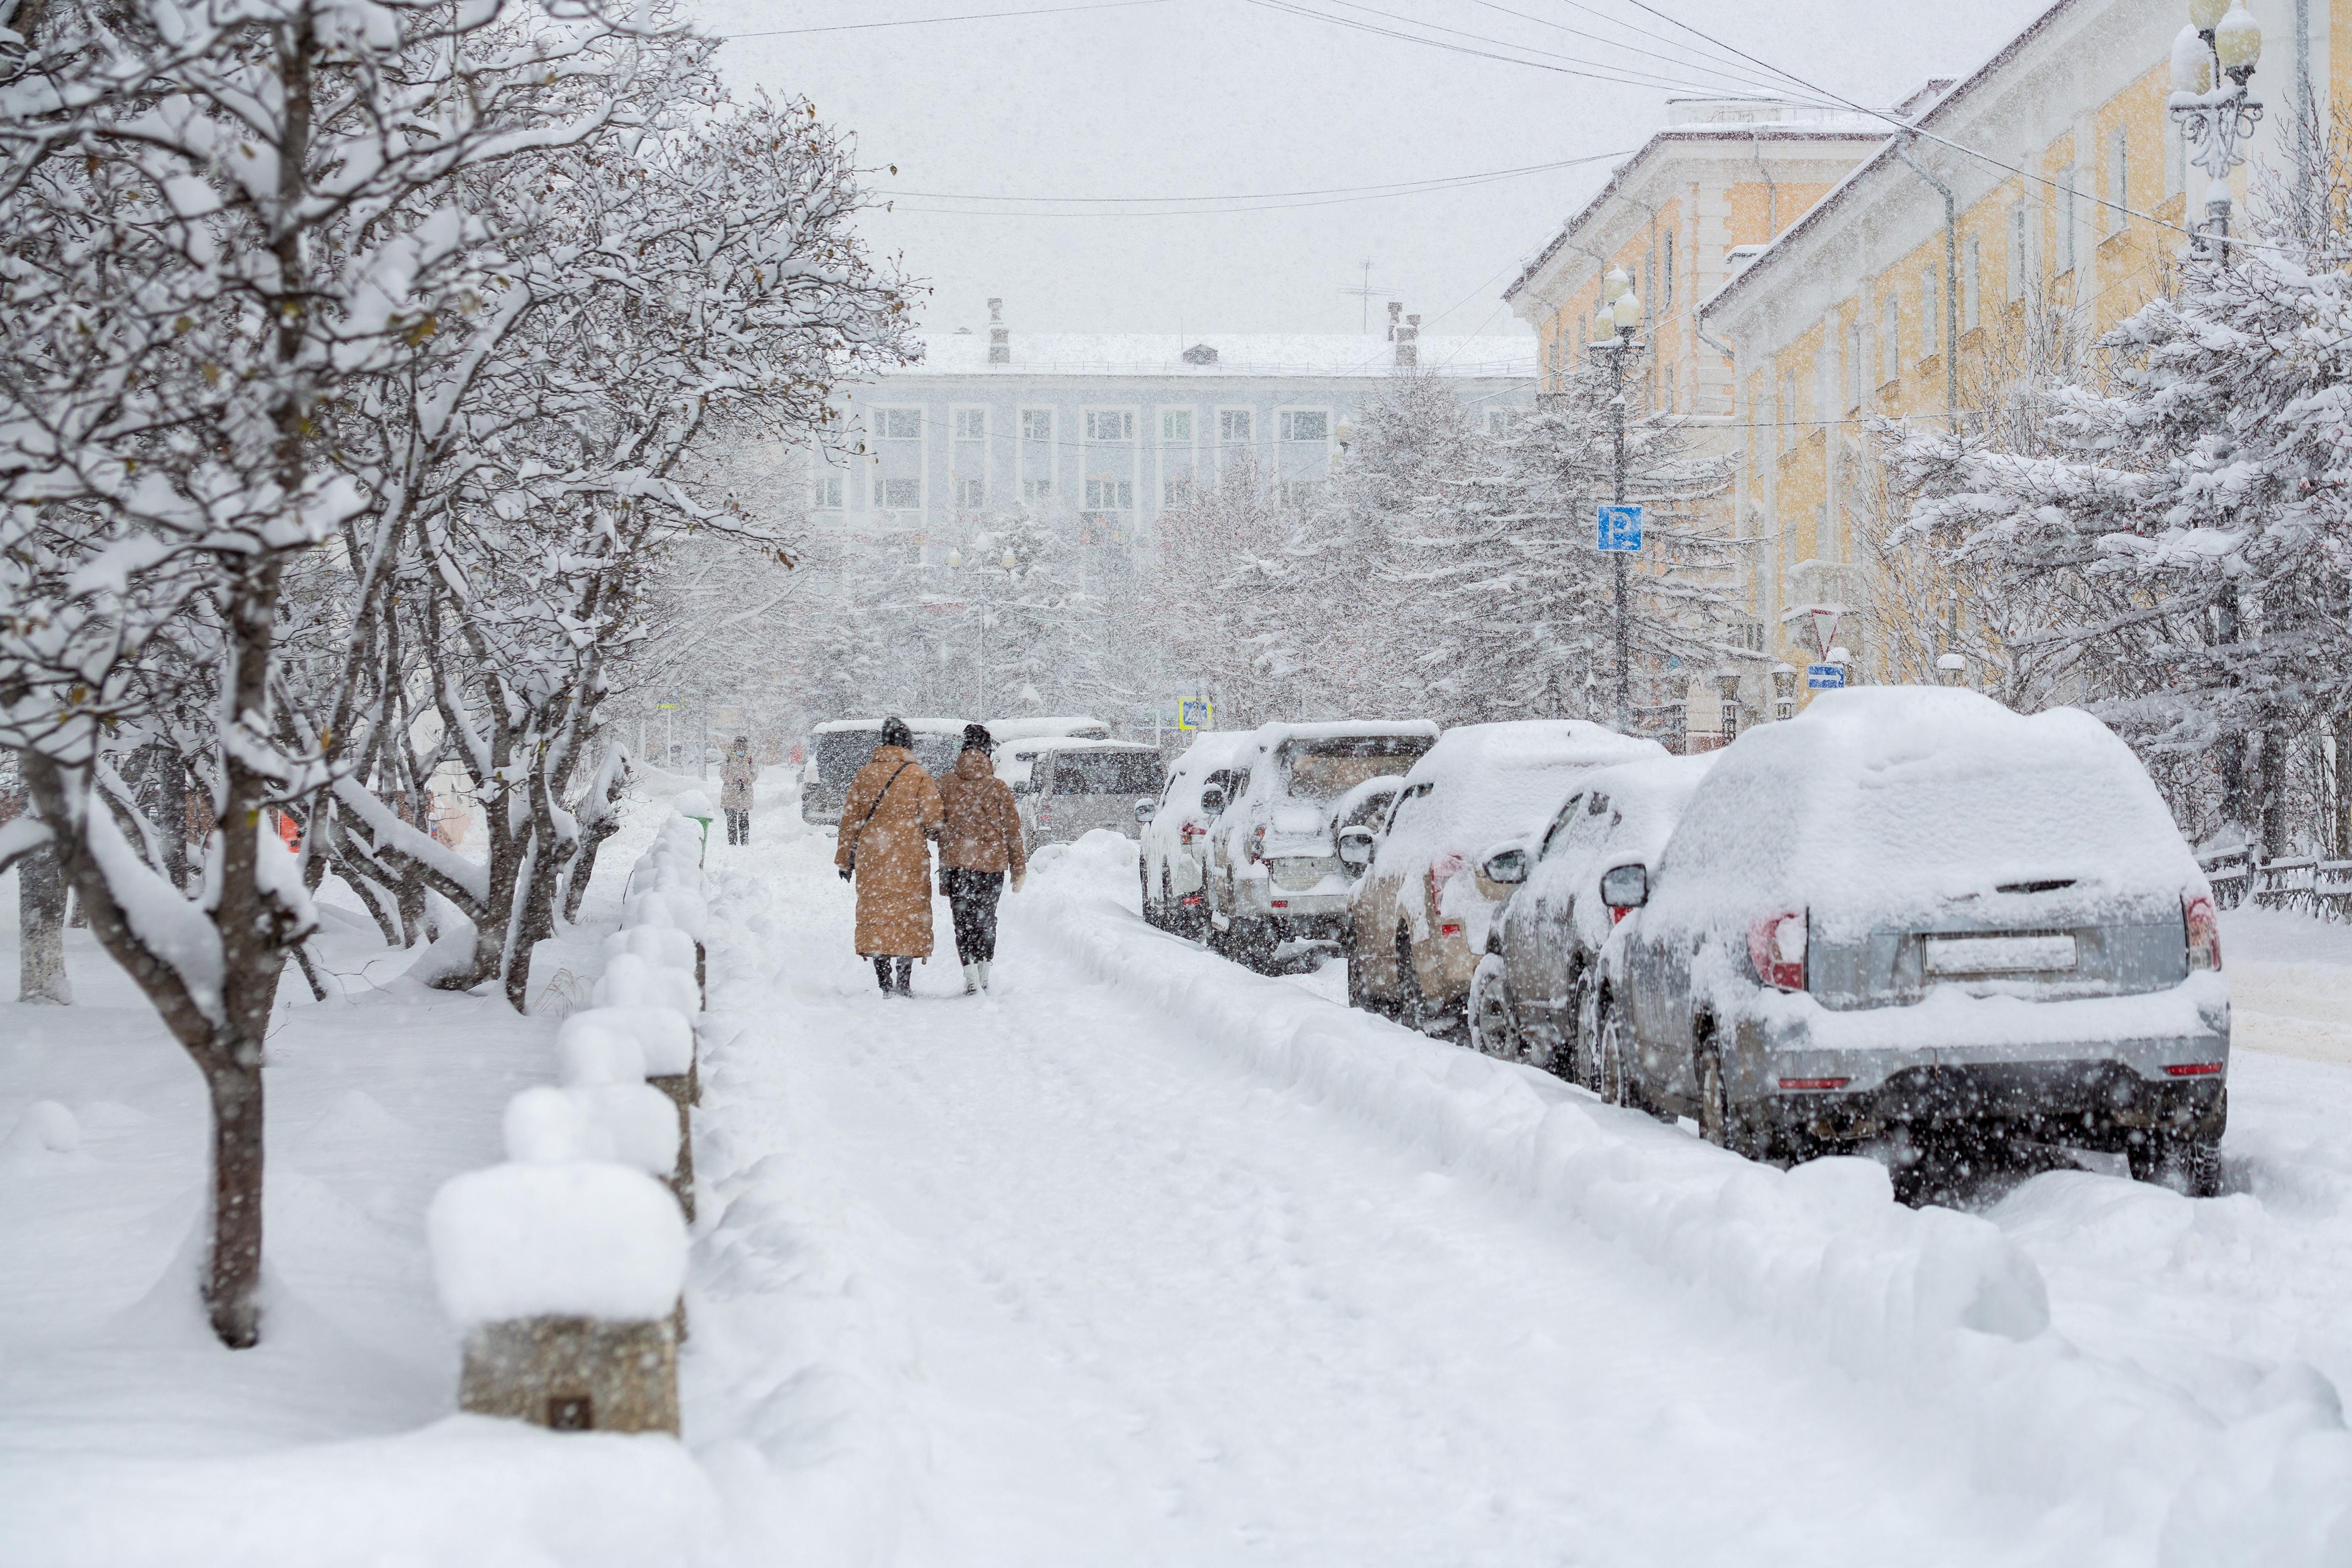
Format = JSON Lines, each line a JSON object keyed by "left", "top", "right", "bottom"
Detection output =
{"left": 1602, "top": 690, "right": 2230, "bottom": 1194}
{"left": 1204, "top": 721, "right": 1439, "bottom": 968}
{"left": 1008, "top": 739, "right": 1167, "bottom": 847}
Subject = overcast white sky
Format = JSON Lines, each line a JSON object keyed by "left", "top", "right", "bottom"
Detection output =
{"left": 688, "top": 0, "right": 2054, "bottom": 342}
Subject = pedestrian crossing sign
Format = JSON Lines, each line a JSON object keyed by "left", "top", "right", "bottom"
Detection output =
{"left": 1178, "top": 697, "right": 1213, "bottom": 731}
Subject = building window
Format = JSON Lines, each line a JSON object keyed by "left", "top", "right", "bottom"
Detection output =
{"left": 1021, "top": 477, "right": 1052, "bottom": 504}
{"left": 1162, "top": 476, "right": 1192, "bottom": 507}
{"left": 1661, "top": 364, "right": 1676, "bottom": 413}
{"left": 1021, "top": 409, "right": 1052, "bottom": 442}
{"left": 1161, "top": 409, "right": 1192, "bottom": 442}
{"left": 814, "top": 474, "right": 843, "bottom": 510}
{"left": 1085, "top": 409, "right": 1134, "bottom": 442}
{"left": 1277, "top": 482, "right": 1318, "bottom": 506}
{"left": 1881, "top": 295, "right": 1900, "bottom": 384}
{"left": 875, "top": 478, "right": 919, "bottom": 509}
{"left": 877, "top": 408, "right": 921, "bottom": 440}
{"left": 1219, "top": 409, "right": 1252, "bottom": 443}
{"left": 1279, "top": 410, "right": 1327, "bottom": 442}
{"left": 1920, "top": 266, "right": 1939, "bottom": 359}
{"left": 954, "top": 476, "right": 985, "bottom": 509}
{"left": 2008, "top": 202, "right": 2031, "bottom": 298}
{"left": 953, "top": 408, "right": 986, "bottom": 441}
{"left": 1846, "top": 319, "right": 1864, "bottom": 411}
{"left": 1486, "top": 409, "right": 1519, "bottom": 437}
{"left": 2107, "top": 128, "right": 2128, "bottom": 235}
{"left": 1662, "top": 229, "right": 1675, "bottom": 308}
{"left": 1085, "top": 479, "right": 1133, "bottom": 510}
{"left": 1963, "top": 235, "right": 1982, "bottom": 329}
{"left": 1779, "top": 368, "right": 1799, "bottom": 454}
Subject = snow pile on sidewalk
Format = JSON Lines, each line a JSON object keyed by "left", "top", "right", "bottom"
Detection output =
{"left": 1020, "top": 830, "right": 2352, "bottom": 1565}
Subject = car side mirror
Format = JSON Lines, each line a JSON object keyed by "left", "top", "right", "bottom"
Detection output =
{"left": 1337, "top": 825, "right": 1376, "bottom": 869}
{"left": 1200, "top": 784, "right": 1227, "bottom": 814}
{"left": 1135, "top": 800, "right": 1156, "bottom": 824}
{"left": 1599, "top": 863, "right": 1649, "bottom": 910}
{"left": 1481, "top": 847, "right": 1529, "bottom": 885}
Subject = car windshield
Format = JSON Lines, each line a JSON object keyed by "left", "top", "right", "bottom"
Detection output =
{"left": 1052, "top": 751, "right": 1165, "bottom": 795}
{"left": 1277, "top": 737, "right": 1431, "bottom": 801}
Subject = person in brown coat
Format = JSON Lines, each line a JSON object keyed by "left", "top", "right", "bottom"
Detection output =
{"left": 834, "top": 718, "right": 946, "bottom": 996}
{"left": 935, "top": 723, "right": 1028, "bottom": 993}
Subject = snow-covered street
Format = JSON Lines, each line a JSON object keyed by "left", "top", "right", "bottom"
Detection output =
{"left": 6, "top": 779, "right": 2352, "bottom": 1565}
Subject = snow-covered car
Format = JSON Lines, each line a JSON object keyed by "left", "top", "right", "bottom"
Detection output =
{"left": 1468, "top": 753, "right": 1718, "bottom": 1071}
{"left": 1141, "top": 730, "right": 1255, "bottom": 935}
{"left": 985, "top": 715, "right": 1111, "bottom": 744}
{"left": 1205, "top": 721, "right": 1439, "bottom": 967}
{"left": 802, "top": 717, "right": 968, "bottom": 826}
{"left": 1346, "top": 721, "right": 1666, "bottom": 1034}
{"left": 1006, "top": 739, "right": 1167, "bottom": 847}
{"left": 1606, "top": 688, "right": 2231, "bottom": 1192}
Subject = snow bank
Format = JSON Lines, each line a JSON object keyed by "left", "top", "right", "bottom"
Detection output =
{"left": 1017, "top": 848, "right": 2352, "bottom": 1558}
{"left": 601, "top": 924, "right": 698, "bottom": 975}
{"left": 504, "top": 1083, "right": 679, "bottom": 1175}
{"left": 429, "top": 1162, "right": 688, "bottom": 1325}
{"left": 555, "top": 1014, "right": 647, "bottom": 1085}
{"left": 622, "top": 887, "right": 709, "bottom": 942}
{"left": 672, "top": 790, "right": 712, "bottom": 820}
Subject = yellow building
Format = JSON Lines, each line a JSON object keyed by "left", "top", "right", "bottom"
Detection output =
{"left": 1504, "top": 95, "right": 1909, "bottom": 737}
{"left": 1698, "top": 0, "right": 2345, "bottom": 716}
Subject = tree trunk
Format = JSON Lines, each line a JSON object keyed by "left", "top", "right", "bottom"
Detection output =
{"left": 563, "top": 825, "right": 613, "bottom": 922}
{"left": 2259, "top": 728, "right": 2288, "bottom": 861}
{"left": 131, "top": 741, "right": 189, "bottom": 890}
{"left": 202, "top": 1056, "right": 265, "bottom": 1348}
{"left": 18, "top": 844, "right": 71, "bottom": 1004}
{"left": 2336, "top": 711, "right": 2352, "bottom": 862}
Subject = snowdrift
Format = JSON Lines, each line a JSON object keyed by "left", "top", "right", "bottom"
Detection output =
{"left": 1020, "top": 830, "right": 2352, "bottom": 1566}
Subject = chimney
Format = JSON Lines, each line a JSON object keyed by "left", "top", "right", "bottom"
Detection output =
{"left": 1394, "top": 310, "right": 1420, "bottom": 368}
{"left": 987, "top": 297, "right": 1010, "bottom": 366}
{"left": 1386, "top": 300, "right": 1402, "bottom": 340}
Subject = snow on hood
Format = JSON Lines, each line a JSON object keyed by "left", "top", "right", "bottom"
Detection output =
{"left": 1646, "top": 689, "right": 2204, "bottom": 943}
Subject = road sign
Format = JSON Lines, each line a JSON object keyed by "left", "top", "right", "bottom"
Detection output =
{"left": 1807, "top": 663, "right": 1846, "bottom": 690}
{"left": 1596, "top": 505, "right": 1643, "bottom": 553}
{"left": 1177, "top": 696, "right": 1213, "bottom": 731}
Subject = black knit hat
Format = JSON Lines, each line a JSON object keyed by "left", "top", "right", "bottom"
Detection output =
{"left": 880, "top": 716, "right": 913, "bottom": 750}
{"left": 963, "top": 723, "right": 995, "bottom": 754}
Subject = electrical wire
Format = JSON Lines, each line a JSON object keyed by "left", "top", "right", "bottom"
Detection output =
{"left": 885, "top": 148, "right": 1634, "bottom": 217}
{"left": 721, "top": 0, "right": 1174, "bottom": 39}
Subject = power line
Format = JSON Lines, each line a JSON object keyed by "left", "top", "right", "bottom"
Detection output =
{"left": 721, "top": 0, "right": 1174, "bottom": 40}
{"left": 883, "top": 148, "right": 1633, "bottom": 216}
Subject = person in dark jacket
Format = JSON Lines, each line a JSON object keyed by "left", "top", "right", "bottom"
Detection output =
{"left": 932, "top": 723, "right": 1027, "bottom": 993}
{"left": 835, "top": 717, "right": 945, "bottom": 996}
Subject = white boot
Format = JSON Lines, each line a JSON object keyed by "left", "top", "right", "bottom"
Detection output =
{"left": 962, "top": 963, "right": 979, "bottom": 995}
{"left": 975, "top": 960, "right": 991, "bottom": 991}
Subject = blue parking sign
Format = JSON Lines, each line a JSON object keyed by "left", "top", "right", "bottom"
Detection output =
{"left": 1596, "top": 505, "right": 1643, "bottom": 553}
{"left": 1807, "top": 663, "right": 1846, "bottom": 689}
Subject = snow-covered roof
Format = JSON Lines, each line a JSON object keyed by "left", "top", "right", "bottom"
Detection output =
{"left": 889, "top": 332, "right": 1537, "bottom": 382}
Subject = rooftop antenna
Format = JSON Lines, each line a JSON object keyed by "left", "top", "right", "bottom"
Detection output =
{"left": 1338, "top": 257, "right": 1379, "bottom": 334}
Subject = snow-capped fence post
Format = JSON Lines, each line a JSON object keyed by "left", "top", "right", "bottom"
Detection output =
{"left": 430, "top": 1161, "right": 688, "bottom": 1436}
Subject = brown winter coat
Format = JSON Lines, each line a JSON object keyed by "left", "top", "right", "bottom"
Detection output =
{"left": 936, "top": 749, "right": 1028, "bottom": 878}
{"left": 719, "top": 750, "right": 756, "bottom": 811}
{"left": 835, "top": 745, "right": 945, "bottom": 957}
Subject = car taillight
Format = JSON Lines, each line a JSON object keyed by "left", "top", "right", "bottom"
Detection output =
{"left": 1248, "top": 826, "right": 1266, "bottom": 864}
{"left": 2184, "top": 893, "right": 2222, "bottom": 971}
{"left": 1181, "top": 821, "right": 1202, "bottom": 846}
{"left": 1747, "top": 909, "right": 1807, "bottom": 991}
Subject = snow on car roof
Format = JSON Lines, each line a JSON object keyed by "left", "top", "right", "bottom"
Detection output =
{"left": 985, "top": 716, "right": 1110, "bottom": 742}
{"left": 1169, "top": 731, "right": 1254, "bottom": 776}
{"left": 1647, "top": 688, "right": 2203, "bottom": 938}
{"left": 1399, "top": 720, "right": 1665, "bottom": 785}
{"left": 1556, "top": 752, "right": 1720, "bottom": 864}
{"left": 1254, "top": 719, "right": 1443, "bottom": 749}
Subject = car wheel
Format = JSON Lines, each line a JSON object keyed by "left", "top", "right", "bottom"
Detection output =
{"left": 1139, "top": 858, "right": 1159, "bottom": 926}
{"left": 1568, "top": 971, "right": 1600, "bottom": 1090}
{"left": 1468, "top": 955, "right": 1521, "bottom": 1061}
{"left": 1594, "top": 991, "right": 1629, "bottom": 1107}
{"left": 1697, "top": 1052, "right": 1732, "bottom": 1149}
{"left": 2131, "top": 1127, "right": 2224, "bottom": 1197}
{"left": 1345, "top": 933, "right": 1383, "bottom": 1013}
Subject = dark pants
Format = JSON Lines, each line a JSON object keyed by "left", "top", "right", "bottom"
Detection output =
{"left": 872, "top": 956, "right": 913, "bottom": 995}
{"left": 725, "top": 808, "right": 749, "bottom": 845}
{"left": 943, "top": 867, "right": 1005, "bottom": 964}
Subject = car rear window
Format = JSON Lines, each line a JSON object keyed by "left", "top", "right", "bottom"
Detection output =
{"left": 1052, "top": 751, "right": 1165, "bottom": 795}
{"left": 814, "top": 728, "right": 959, "bottom": 783}
{"left": 1277, "top": 737, "right": 1432, "bottom": 801}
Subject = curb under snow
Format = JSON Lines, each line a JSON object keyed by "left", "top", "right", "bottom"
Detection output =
{"left": 1019, "top": 836, "right": 2352, "bottom": 1566}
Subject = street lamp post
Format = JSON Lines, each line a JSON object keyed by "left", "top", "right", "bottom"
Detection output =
{"left": 1591, "top": 268, "right": 1644, "bottom": 734}
{"left": 947, "top": 540, "right": 1019, "bottom": 717}
{"left": 2170, "top": 2, "right": 2263, "bottom": 829}
{"left": 2170, "top": 1, "right": 2264, "bottom": 264}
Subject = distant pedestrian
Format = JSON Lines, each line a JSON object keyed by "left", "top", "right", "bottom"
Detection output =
{"left": 720, "top": 736, "right": 756, "bottom": 845}
{"left": 835, "top": 717, "right": 945, "bottom": 997}
{"left": 934, "top": 723, "right": 1027, "bottom": 994}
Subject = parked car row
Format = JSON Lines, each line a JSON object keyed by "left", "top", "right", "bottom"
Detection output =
{"left": 1142, "top": 690, "right": 2232, "bottom": 1194}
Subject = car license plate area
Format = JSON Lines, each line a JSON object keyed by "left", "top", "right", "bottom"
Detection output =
{"left": 1924, "top": 933, "right": 2078, "bottom": 976}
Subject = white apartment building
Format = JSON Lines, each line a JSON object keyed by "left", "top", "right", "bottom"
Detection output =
{"left": 814, "top": 300, "right": 1539, "bottom": 568}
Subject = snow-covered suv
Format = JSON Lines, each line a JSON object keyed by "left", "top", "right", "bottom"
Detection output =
{"left": 1605, "top": 689, "right": 2230, "bottom": 1193}
{"left": 1204, "top": 721, "right": 1438, "bottom": 967}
